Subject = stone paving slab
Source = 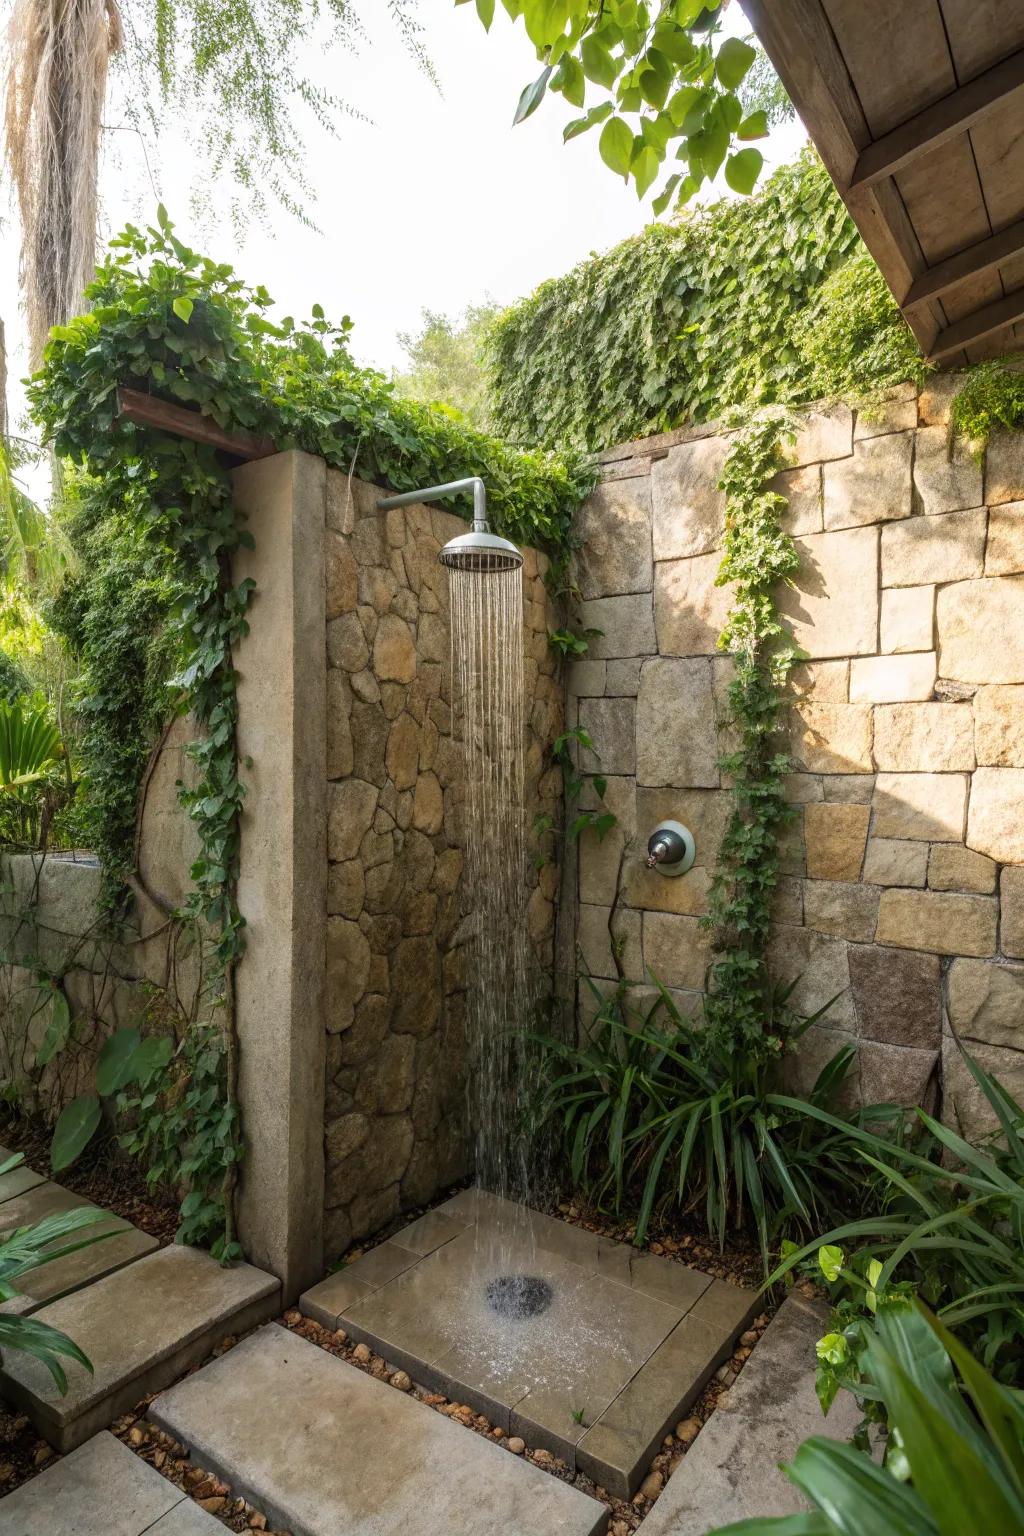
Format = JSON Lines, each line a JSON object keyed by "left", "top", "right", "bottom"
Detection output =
{"left": 151, "top": 1322, "right": 607, "bottom": 1536}
{"left": 0, "top": 1177, "right": 159, "bottom": 1311}
{"left": 0, "top": 1429, "right": 222, "bottom": 1535}
{"left": 300, "top": 1189, "right": 758, "bottom": 1493}
{"left": 1, "top": 1244, "right": 281, "bottom": 1452}
{"left": 639, "top": 1293, "right": 863, "bottom": 1534}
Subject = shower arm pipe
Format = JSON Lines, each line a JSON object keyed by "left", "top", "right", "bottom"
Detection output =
{"left": 377, "top": 477, "right": 488, "bottom": 532}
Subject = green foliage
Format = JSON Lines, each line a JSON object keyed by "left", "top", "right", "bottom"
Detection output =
{"left": 470, "top": 0, "right": 769, "bottom": 209}
{"left": 791, "top": 249, "right": 928, "bottom": 404}
{"left": 0, "top": 1152, "right": 108, "bottom": 1390}
{"left": 392, "top": 303, "right": 502, "bottom": 429}
{"left": 0, "top": 697, "right": 64, "bottom": 794}
{"left": 768, "top": 1052, "right": 1024, "bottom": 1383}
{"left": 951, "top": 358, "right": 1024, "bottom": 446}
{"left": 485, "top": 153, "right": 869, "bottom": 451}
{"left": 533, "top": 977, "right": 889, "bottom": 1260}
{"left": 700, "top": 411, "right": 800, "bottom": 1060}
{"left": 712, "top": 1303, "right": 1024, "bottom": 1536}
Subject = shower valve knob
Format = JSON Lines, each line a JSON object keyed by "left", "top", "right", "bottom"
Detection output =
{"left": 646, "top": 820, "right": 696, "bottom": 877}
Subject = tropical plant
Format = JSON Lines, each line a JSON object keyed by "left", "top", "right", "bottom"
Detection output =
{"left": 769, "top": 1051, "right": 1024, "bottom": 1382}
{"left": 712, "top": 1301, "right": 1024, "bottom": 1536}
{"left": 0, "top": 696, "right": 64, "bottom": 795}
{"left": 0, "top": 1153, "right": 107, "bottom": 1389}
{"left": 467, "top": 0, "right": 774, "bottom": 208}
{"left": 533, "top": 975, "right": 899, "bottom": 1259}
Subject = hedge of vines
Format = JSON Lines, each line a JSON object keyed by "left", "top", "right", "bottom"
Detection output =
{"left": 28, "top": 211, "right": 591, "bottom": 1255}
{"left": 485, "top": 151, "right": 924, "bottom": 451}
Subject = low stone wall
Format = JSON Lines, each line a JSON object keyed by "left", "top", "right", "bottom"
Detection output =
{"left": 569, "top": 380, "right": 1024, "bottom": 1134}
{"left": 321, "top": 476, "right": 562, "bottom": 1254}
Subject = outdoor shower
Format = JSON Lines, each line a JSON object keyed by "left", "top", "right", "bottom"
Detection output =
{"left": 377, "top": 477, "right": 523, "bottom": 572}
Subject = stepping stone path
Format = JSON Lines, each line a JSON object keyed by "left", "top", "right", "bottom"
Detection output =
{"left": 3, "top": 1244, "right": 280, "bottom": 1451}
{"left": 0, "top": 1430, "right": 223, "bottom": 1535}
{"left": 152, "top": 1322, "right": 608, "bottom": 1536}
{"left": 640, "top": 1293, "right": 864, "bottom": 1533}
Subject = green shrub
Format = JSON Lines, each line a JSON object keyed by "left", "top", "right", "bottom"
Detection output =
{"left": 791, "top": 249, "right": 928, "bottom": 402}
{"left": 951, "top": 358, "right": 1024, "bottom": 445}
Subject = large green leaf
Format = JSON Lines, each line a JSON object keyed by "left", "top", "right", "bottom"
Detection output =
{"left": 786, "top": 1437, "right": 934, "bottom": 1536}
{"left": 95, "top": 1027, "right": 142, "bottom": 1097}
{"left": 599, "top": 116, "right": 634, "bottom": 177}
{"left": 34, "top": 988, "right": 71, "bottom": 1069}
{"left": 50, "top": 1094, "right": 102, "bottom": 1172}
{"left": 0, "top": 1312, "right": 93, "bottom": 1395}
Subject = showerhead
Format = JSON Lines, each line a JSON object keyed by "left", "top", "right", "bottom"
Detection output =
{"left": 377, "top": 476, "right": 523, "bottom": 576}
{"left": 438, "top": 526, "right": 524, "bottom": 573}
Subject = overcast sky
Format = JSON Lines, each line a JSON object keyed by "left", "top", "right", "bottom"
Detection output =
{"left": 1, "top": 0, "right": 806, "bottom": 456}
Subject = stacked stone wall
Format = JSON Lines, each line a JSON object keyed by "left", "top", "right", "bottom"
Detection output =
{"left": 322, "top": 476, "right": 562, "bottom": 1253}
{"left": 570, "top": 380, "right": 1024, "bottom": 1135}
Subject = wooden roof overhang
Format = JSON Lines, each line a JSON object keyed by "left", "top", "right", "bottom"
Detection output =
{"left": 741, "top": 0, "right": 1024, "bottom": 367}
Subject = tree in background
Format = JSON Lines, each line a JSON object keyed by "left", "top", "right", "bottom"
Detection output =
{"left": 392, "top": 302, "right": 502, "bottom": 430}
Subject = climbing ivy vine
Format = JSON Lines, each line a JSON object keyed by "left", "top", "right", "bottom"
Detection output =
{"left": 700, "top": 409, "right": 801, "bottom": 1059}
{"left": 27, "top": 210, "right": 590, "bottom": 1257}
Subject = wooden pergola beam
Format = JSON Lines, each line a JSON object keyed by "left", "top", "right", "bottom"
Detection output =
{"left": 850, "top": 49, "right": 1024, "bottom": 190}
{"left": 115, "top": 387, "right": 277, "bottom": 461}
{"left": 903, "top": 218, "right": 1024, "bottom": 311}
{"left": 929, "top": 289, "right": 1024, "bottom": 362}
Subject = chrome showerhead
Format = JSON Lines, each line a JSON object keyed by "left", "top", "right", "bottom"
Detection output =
{"left": 438, "top": 526, "right": 523, "bottom": 573}
{"left": 377, "top": 476, "right": 523, "bottom": 575}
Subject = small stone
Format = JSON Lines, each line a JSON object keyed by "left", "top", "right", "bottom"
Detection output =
{"left": 198, "top": 1497, "right": 227, "bottom": 1514}
{"left": 390, "top": 1370, "right": 412, "bottom": 1391}
{"left": 373, "top": 614, "right": 417, "bottom": 683}
{"left": 249, "top": 1512, "right": 268, "bottom": 1530}
{"left": 611, "top": 1522, "right": 631, "bottom": 1536}
{"left": 533, "top": 1448, "right": 555, "bottom": 1466}
{"left": 129, "top": 1427, "right": 146, "bottom": 1446}
{"left": 639, "top": 1471, "right": 664, "bottom": 1501}
{"left": 0, "top": 1463, "right": 14, "bottom": 1484}
{"left": 675, "top": 1418, "right": 700, "bottom": 1444}
{"left": 507, "top": 1437, "right": 526, "bottom": 1454}
{"left": 352, "top": 1343, "right": 372, "bottom": 1363}
{"left": 334, "top": 1328, "right": 348, "bottom": 1344}
{"left": 740, "top": 1329, "right": 758, "bottom": 1347}
{"left": 33, "top": 1444, "right": 53, "bottom": 1466}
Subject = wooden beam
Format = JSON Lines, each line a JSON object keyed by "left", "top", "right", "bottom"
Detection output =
{"left": 903, "top": 217, "right": 1024, "bottom": 311}
{"left": 850, "top": 48, "right": 1024, "bottom": 189}
{"left": 928, "top": 288, "right": 1024, "bottom": 361}
{"left": 114, "top": 387, "right": 277, "bottom": 461}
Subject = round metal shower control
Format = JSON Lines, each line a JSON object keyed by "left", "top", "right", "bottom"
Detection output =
{"left": 646, "top": 820, "right": 696, "bottom": 878}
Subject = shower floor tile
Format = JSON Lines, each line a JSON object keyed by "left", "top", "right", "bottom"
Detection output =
{"left": 300, "top": 1192, "right": 758, "bottom": 1496}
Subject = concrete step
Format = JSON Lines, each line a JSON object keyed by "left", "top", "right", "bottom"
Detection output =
{"left": 1, "top": 1245, "right": 280, "bottom": 1452}
{"left": 0, "top": 1430, "right": 223, "bottom": 1535}
{"left": 638, "top": 1293, "right": 863, "bottom": 1534}
{"left": 151, "top": 1322, "right": 608, "bottom": 1536}
{"left": 0, "top": 1175, "right": 158, "bottom": 1312}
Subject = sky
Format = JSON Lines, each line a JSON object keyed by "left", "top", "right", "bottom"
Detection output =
{"left": 1, "top": 0, "right": 807, "bottom": 476}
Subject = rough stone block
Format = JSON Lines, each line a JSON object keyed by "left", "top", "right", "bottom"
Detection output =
{"left": 642, "top": 911, "right": 712, "bottom": 990}
{"left": 804, "top": 802, "right": 870, "bottom": 881}
{"left": 967, "top": 767, "right": 1024, "bottom": 863}
{"left": 849, "top": 652, "right": 936, "bottom": 703}
{"left": 326, "top": 917, "right": 371, "bottom": 1032}
{"left": 636, "top": 658, "right": 719, "bottom": 788}
{"left": 912, "top": 424, "right": 984, "bottom": 514}
{"left": 328, "top": 779, "right": 378, "bottom": 862}
{"left": 849, "top": 944, "right": 941, "bottom": 1046}
{"left": 577, "top": 903, "right": 642, "bottom": 980}
{"left": 789, "top": 659, "right": 850, "bottom": 702}
{"left": 918, "top": 372, "right": 962, "bottom": 426}
{"left": 881, "top": 509, "right": 986, "bottom": 587}
{"left": 823, "top": 430, "right": 913, "bottom": 529}
{"left": 872, "top": 772, "right": 967, "bottom": 841}
{"left": 773, "top": 463, "right": 822, "bottom": 535}
{"left": 928, "top": 844, "right": 996, "bottom": 894}
{"left": 1002, "top": 867, "right": 1024, "bottom": 959}
{"left": 948, "top": 958, "right": 1024, "bottom": 1049}
{"left": 854, "top": 386, "right": 918, "bottom": 439}
{"left": 634, "top": 787, "right": 732, "bottom": 870}
{"left": 943, "top": 1035, "right": 1024, "bottom": 1142}
{"left": 578, "top": 697, "right": 636, "bottom": 777}
{"left": 872, "top": 703, "right": 975, "bottom": 772}
{"left": 622, "top": 857, "right": 712, "bottom": 917}
{"left": 786, "top": 404, "right": 854, "bottom": 466}
{"left": 784, "top": 773, "right": 824, "bottom": 803}
{"left": 575, "top": 479, "right": 653, "bottom": 599}
{"left": 769, "top": 925, "right": 853, "bottom": 1030}
{"left": 577, "top": 594, "right": 657, "bottom": 658}
{"left": 985, "top": 502, "right": 1024, "bottom": 575}
{"left": 880, "top": 585, "right": 935, "bottom": 654}
{"left": 578, "top": 777, "right": 635, "bottom": 905}
{"left": 652, "top": 436, "right": 729, "bottom": 561}
{"left": 790, "top": 702, "right": 873, "bottom": 775}
{"left": 0, "top": 1431, "right": 201, "bottom": 1536}
{"left": 803, "top": 880, "right": 879, "bottom": 942}
{"left": 859, "top": 1042, "right": 938, "bottom": 1107}
{"left": 862, "top": 838, "right": 929, "bottom": 887}
{"left": 605, "top": 658, "right": 644, "bottom": 696}
{"left": 823, "top": 774, "right": 876, "bottom": 804}
{"left": 937, "top": 576, "right": 1024, "bottom": 684}
{"left": 875, "top": 888, "right": 997, "bottom": 957}
{"left": 779, "top": 526, "right": 879, "bottom": 658}
{"left": 654, "top": 553, "right": 732, "bottom": 655}
{"left": 567, "top": 659, "right": 606, "bottom": 698}
{"left": 985, "top": 429, "right": 1024, "bottom": 505}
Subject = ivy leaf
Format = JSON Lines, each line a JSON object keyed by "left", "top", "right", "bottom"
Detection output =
{"left": 715, "top": 37, "right": 756, "bottom": 90}
{"left": 599, "top": 116, "right": 634, "bottom": 178}
{"left": 632, "top": 144, "right": 660, "bottom": 199}
{"left": 725, "top": 147, "right": 763, "bottom": 195}
{"left": 513, "top": 65, "right": 553, "bottom": 124}
{"left": 563, "top": 101, "right": 613, "bottom": 141}
{"left": 172, "top": 296, "right": 194, "bottom": 325}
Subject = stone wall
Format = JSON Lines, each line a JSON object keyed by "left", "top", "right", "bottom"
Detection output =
{"left": 569, "top": 381, "right": 1024, "bottom": 1135}
{"left": 322, "top": 475, "right": 562, "bottom": 1255}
